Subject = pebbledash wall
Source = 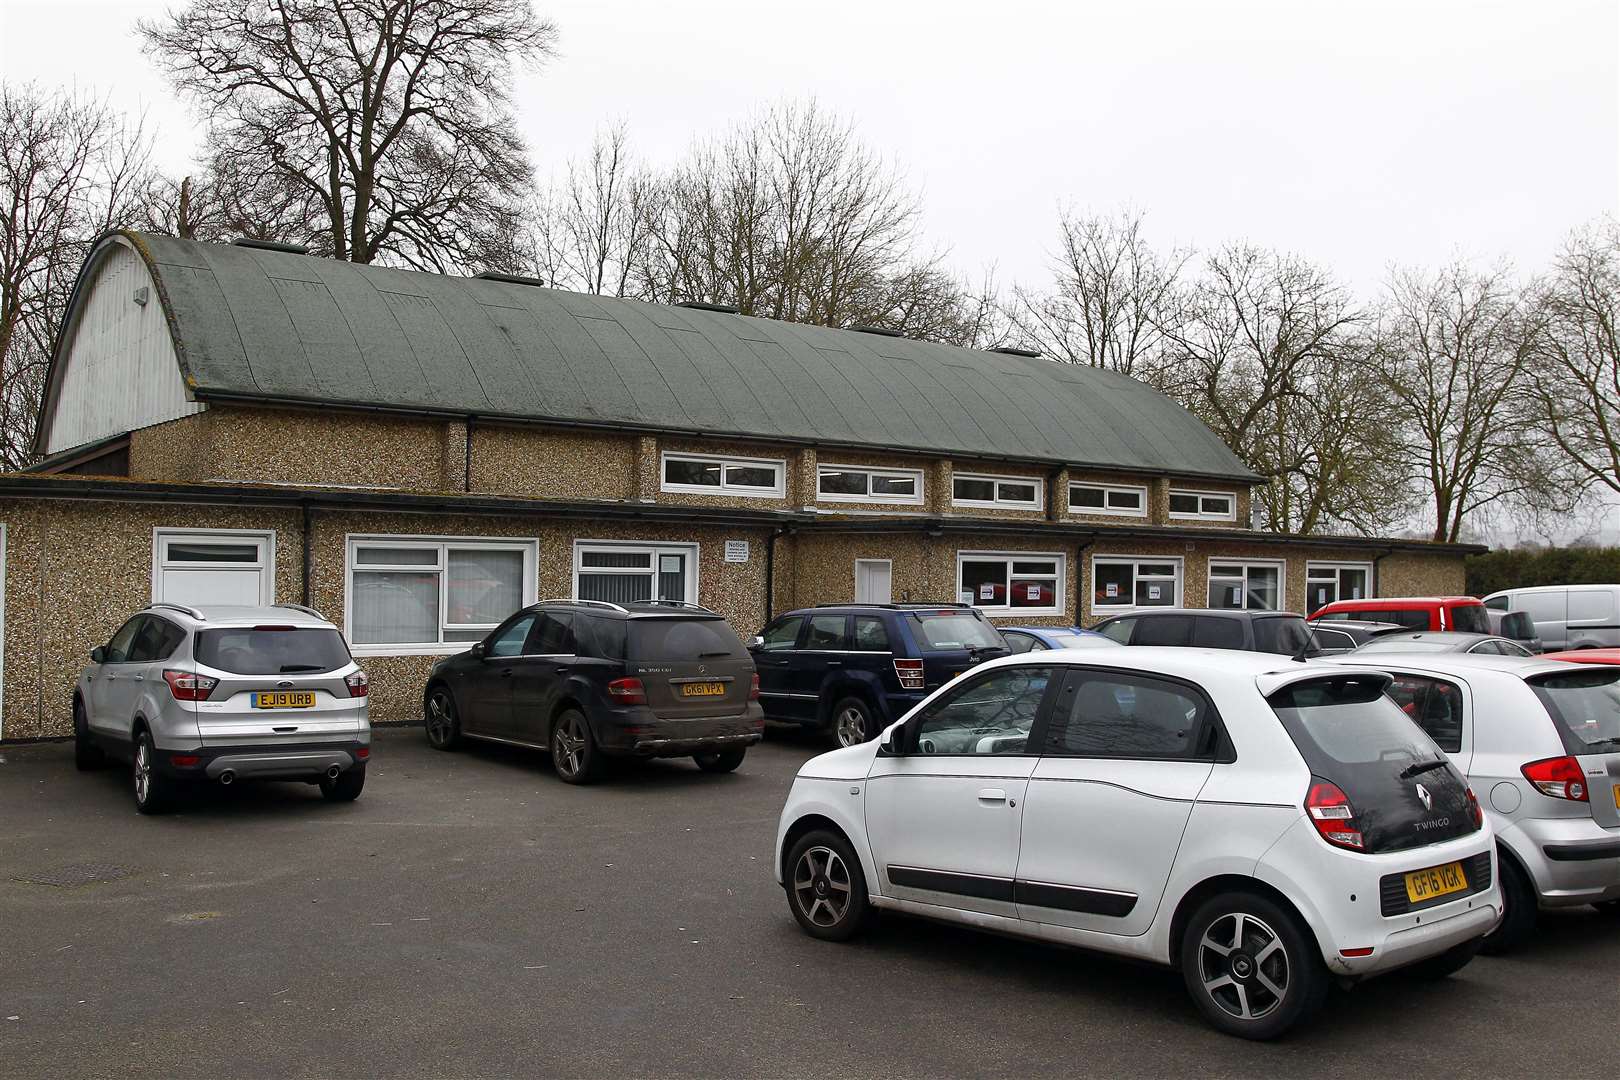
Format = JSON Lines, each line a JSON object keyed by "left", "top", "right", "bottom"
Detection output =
{"left": 0, "top": 229, "right": 1483, "bottom": 741}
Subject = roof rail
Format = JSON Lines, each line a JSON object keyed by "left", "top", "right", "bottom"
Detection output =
{"left": 475, "top": 271, "right": 549, "bottom": 288}
{"left": 232, "top": 237, "right": 310, "bottom": 255}
{"left": 811, "top": 601, "right": 972, "bottom": 610}
{"left": 538, "top": 597, "right": 629, "bottom": 613}
{"left": 990, "top": 345, "right": 1043, "bottom": 358}
{"left": 676, "top": 300, "right": 741, "bottom": 314}
{"left": 149, "top": 601, "right": 206, "bottom": 620}
{"left": 275, "top": 603, "right": 327, "bottom": 620}
{"left": 848, "top": 324, "right": 905, "bottom": 338}
{"left": 636, "top": 599, "right": 718, "bottom": 614}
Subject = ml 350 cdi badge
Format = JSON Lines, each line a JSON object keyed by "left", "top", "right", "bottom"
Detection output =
{"left": 773, "top": 648, "right": 1502, "bottom": 1040}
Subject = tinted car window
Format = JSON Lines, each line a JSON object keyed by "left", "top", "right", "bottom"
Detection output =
{"left": 759, "top": 617, "right": 802, "bottom": 651}
{"left": 1192, "top": 616, "right": 1245, "bottom": 649}
{"left": 1450, "top": 605, "right": 1490, "bottom": 634}
{"left": 909, "top": 613, "right": 1004, "bottom": 650}
{"left": 529, "top": 612, "right": 576, "bottom": 655}
{"left": 104, "top": 617, "right": 144, "bottom": 664}
{"left": 804, "top": 615, "right": 848, "bottom": 650}
{"left": 1501, "top": 611, "right": 1536, "bottom": 640}
{"left": 1529, "top": 669, "right": 1620, "bottom": 754}
{"left": 1385, "top": 674, "right": 1465, "bottom": 753}
{"left": 128, "top": 616, "right": 183, "bottom": 663}
{"left": 1002, "top": 631, "right": 1039, "bottom": 654}
{"left": 1253, "top": 616, "right": 1312, "bottom": 655}
{"left": 1045, "top": 672, "right": 1208, "bottom": 758}
{"left": 852, "top": 616, "right": 892, "bottom": 652}
{"left": 1344, "top": 609, "right": 1431, "bottom": 630}
{"left": 486, "top": 613, "right": 538, "bottom": 658}
{"left": 1133, "top": 615, "right": 1193, "bottom": 646}
{"left": 1097, "top": 617, "right": 1135, "bottom": 644}
{"left": 195, "top": 628, "right": 352, "bottom": 675}
{"left": 628, "top": 618, "right": 747, "bottom": 661}
{"left": 1310, "top": 627, "right": 1355, "bottom": 652}
{"left": 913, "top": 666, "right": 1050, "bottom": 755}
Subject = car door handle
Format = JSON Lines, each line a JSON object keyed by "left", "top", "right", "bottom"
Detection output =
{"left": 827, "top": 660, "right": 842, "bottom": 666}
{"left": 977, "top": 788, "right": 1007, "bottom": 802}
{"left": 131, "top": 675, "right": 144, "bottom": 682}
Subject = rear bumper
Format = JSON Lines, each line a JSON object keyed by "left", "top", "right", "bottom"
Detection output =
{"left": 1501, "top": 817, "right": 1620, "bottom": 906}
{"left": 153, "top": 740, "right": 369, "bottom": 781}
{"left": 594, "top": 703, "right": 765, "bottom": 757}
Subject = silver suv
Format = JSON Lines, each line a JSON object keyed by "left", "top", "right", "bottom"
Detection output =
{"left": 73, "top": 603, "right": 371, "bottom": 813}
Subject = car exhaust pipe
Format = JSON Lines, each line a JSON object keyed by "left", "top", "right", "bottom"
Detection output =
{"left": 325, "top": 765, "right": 342, "bottom": 781}
{"left": 219, "top": 769, "right": 235, "bottom": 786}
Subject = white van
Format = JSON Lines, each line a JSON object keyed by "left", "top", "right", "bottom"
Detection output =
{"left": 1483, "top": 585, "right": 1620, "bottom": 651}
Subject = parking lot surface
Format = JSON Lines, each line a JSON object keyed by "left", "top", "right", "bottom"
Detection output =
{"left": 1, "top": 727, "right": 1614, "bottom": 1079}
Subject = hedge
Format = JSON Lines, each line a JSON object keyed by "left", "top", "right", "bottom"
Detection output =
{"left": 1465, "top": 548, "right": 1620, "bottom": 597}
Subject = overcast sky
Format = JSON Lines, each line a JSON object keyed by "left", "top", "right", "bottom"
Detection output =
{"left": 2, "top": 0, "right": 1615, "bottom": 298}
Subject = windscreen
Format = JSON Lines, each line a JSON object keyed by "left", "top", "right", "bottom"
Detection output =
{"left": 910, "top": 612, "right": 1006, "bottom": 650}
{"left": 195, "top": 627, "right": 352, "bottom": 675}
{"left": 628, "top": 617, "right": 747, "bottom": 661}
{"left": 1529, "top": 669, "right": 1620, "bottom": 754}
{"left": 1268, "top": 676, "right": 1477, "bottom": 853}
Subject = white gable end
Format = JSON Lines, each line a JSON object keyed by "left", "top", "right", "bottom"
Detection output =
{"left": 42, "top": 237, "right": 202, "bottom": 455}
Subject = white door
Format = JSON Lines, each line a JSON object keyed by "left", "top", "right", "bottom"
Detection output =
{"left": 865, "top": 665, "right": 1055, "bottom": 917}
{"left": 153, "top": 530, "right": 273, "bottom": 607}
{"left": 854, "top": 559, "right": 892, "bottom": 604}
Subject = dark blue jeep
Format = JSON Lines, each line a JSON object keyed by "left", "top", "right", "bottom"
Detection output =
{"left": 747, "top": 603, "right": 1009, "bottom": 747}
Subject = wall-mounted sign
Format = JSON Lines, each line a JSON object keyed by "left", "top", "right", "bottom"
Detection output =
{"left": 723, "top": 540, "right": 750, "bottom": 563}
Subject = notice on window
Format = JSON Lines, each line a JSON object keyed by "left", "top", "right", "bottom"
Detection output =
{"left": 1026, "top": 585, "right": 1041, "bottom": 601}
{"left": 979, "top": 584, "right": 995, "bottom": 600}
{"left": 1105, "top": 583, "right": 1119, "bottom": 598}
{"left": 958, "top": 590, "right": 974, "bottom": 605}
{"left": 1352, "top": 587, "right": 1362, "bottom": 599}
{"left": 723, "top": 540, "right": 749, "bottom": 563}
{"left": 1148, "top": 585, "right": 1162, "bottom": 600}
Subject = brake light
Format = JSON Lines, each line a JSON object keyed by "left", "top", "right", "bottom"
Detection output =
{"left": 344, "top": 670, "right": 369, "bottom": 698}
{"left": 893, "top": 658, "right": 924, "bottom": 690}
{"left": 748, "top": 673, "right": 760, "bottom": 701}
{"left": 1305, "top": 778, "right": 1364, "bottom": 850}
{"left": 163, "top": 669, "right": 217, "bottom": 702}
{"left": 252, "top": 625, "right": 297, "bottom": 631}
{"left": 1465, "top": 786, "right": 1483, "bottom": 828}
{"left": 607, "top": 677, "right": 647, "bottom": 706}
{"left": 1522, "top": 756, "right": 1587, "bottom": 801}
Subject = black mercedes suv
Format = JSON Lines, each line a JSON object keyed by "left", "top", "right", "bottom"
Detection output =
{"left": 422, "top": 599, "right": 763, "bottom": 783}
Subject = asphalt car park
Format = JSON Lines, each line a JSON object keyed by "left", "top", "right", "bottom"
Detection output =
{"left": 0, "top": 726, "right": 1614, "bottom": 1079}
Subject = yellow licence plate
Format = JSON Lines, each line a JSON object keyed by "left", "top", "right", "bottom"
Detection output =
{"left": 252, "top": 691, "right": 316, "bottom": 709}
{"left": 1404, "top": 861, "right": 1468, "bottom": 904}
{"left": 680, "top": 681, "right": 725, "bottom": 698}
{"left": 1613, "top": 784, "right": 1619, "bottom": 809}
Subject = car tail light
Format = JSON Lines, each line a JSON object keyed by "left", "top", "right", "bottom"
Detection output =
{"left": 345, "top": 670, "right": 369, "bottom": 698}
{"left": 1465, "top": 786, "right": 1484, "bottom": 828}
{"left": 1522, "top": 756, "right": 1587, "bottom": 801}
{"left": 894, "top": 658, "right": 924, "bottom": 690}
{"left": 607, "top": 677, "right": 647, "bottom": 706}
{"left": 748, "top": 673, "right": 760, "bottom": 701}
{"left": 169, "top": 754, "right": 201, "bottom": 768}
{"left": 163, "top": 669, "right": 217, "bottom": 702}
{"left": 252, "top": 625, "right": 297, "bottom": 631}
{"left": 1305, "top": 778, "right": 1364, "bottom": 850}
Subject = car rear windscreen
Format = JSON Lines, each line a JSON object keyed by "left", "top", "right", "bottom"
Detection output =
{"left": 195, "top": 627, "right": 352, "bottom": 675}
{"left": 1268, "top": 675, "right": 1478, "bottom": 853}
{"left": 910, "top": 613, "right": 1006, "bottom": 650}
{"left": 1529, "top": 669, "right": 1620, "bottom": 754}
{"left": 628, "top": 617, "right": 747, "bottom": 661}
{"left": 1253, "top": 616, "right": 1312, "bottom": 655}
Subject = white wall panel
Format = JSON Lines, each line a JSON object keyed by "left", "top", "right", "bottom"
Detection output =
{"left": 43, "top": 238, "right": 202, "bottom": 454}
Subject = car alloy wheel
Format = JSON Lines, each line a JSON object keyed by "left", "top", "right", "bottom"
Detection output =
{"left": 425, "top": 688, "right": 459, "bottom": 749}
{"left": 833, "top": 700, "right": 870, "bottom": 748}
{"left": 551, "top": 710, "right": 600, "bottom": 783}
{"left": 792, "top": 845, "right": 853, "bottom": 929}
{"left": 1196, "top": 911, "right": 1289, "bottom": 1022}
{"left": 133, "top": 738, "right": 152, "bottom": 805}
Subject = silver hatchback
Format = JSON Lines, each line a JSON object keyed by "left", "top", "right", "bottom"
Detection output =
{"left": 73, "top": 603, "right": 371, "bottom": 813}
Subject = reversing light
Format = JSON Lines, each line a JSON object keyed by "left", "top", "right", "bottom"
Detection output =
{"left": 893, "top": 658, "right": 924, "bottom": 690}
{"left": 748, "top": 673, "right": 760, "bottom": 701}
{"left": 607, "top": 677, "right": 647, "bottom": 706}
{"left": 1521, "top": 756, "right": 1588, "bottom": 802}
{"left": 163, "top": 669, "right": 218, "bottom": 702}
{"left": 1305, "top": 778, "right": 1365, "bottom": 850}
{"left": 345, "top": 670, "right": 369, "bottom": 698}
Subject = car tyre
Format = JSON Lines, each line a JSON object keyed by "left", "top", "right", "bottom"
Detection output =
{"left": 784, "top": 829, "right": 870, "bottom": 942}
{"left": 693, "top": 748, "right": 746, "bottom": 773}
{"left": 320, "top": 765, "right": 366, "bottom": 802}
{"left": 551, "top": 708, "right": 602, "bottom": 785}
{"left": 131, "top": 730, "right": 177, "bottom": 815}
{"left": 73, "top": 698, "right": 105, "bottom": 771}
{"left": 424, "top": 685, "right": 463, "bottom": 751}
{"left": 1401, "top": 936, "right": 1481, "bottom": 980}
{"left": 1480, "top": 849, "right": 1537, "bottom": 954}
{"left": 1593, "top": 900, "right": 1620, "bottom": 916}
{"left": 830, "top": 697, "right": 874, "bottom": 748}
{"left": 1179, "top": 891, "right": 1328, "bottom": 1041}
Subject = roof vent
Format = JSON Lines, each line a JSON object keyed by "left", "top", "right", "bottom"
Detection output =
{"left": 231, "top": 237, "right": 310, "bottom": 255}
{"left": 676, "top": 300, "right": 741, "bottom": 314}
{"left": 849, "top": 324, "right": 905, "bottom": 338}
{"left": 990, "top": 346, "right": 1043, "bottom": 358}
{"left": 474, "top": 271, "right": 548, "bottom": 288}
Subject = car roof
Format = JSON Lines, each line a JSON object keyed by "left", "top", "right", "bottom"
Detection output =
{"left": 1327, "top": 651, "right": 1574, "bottom": 680}
{"left": 1486, "top": 584, "right": 1618, "bottom": 596}
{"left": 1540, "top": 648, "right": 1620, "bottom": 663}
{"left": 1317, "top": 596, "right": 1480, "bottom": 609}
{"left": 1359, "top": 631, "right": 1497, "bottom": 646}
{"left": 146, "top": 603, "right": 336, "bottom": 629}
{"left": 1095, "top": 608, "right": 1302, "bottom": 620}
{"left": 1001, "top": 626, "right": 1105, "bottom": 637}
{"left": 533, "top": 598, "right": 724, "bottom": 619}
{"left": 977, "top": 644, "right": 1322, "bottom": 681}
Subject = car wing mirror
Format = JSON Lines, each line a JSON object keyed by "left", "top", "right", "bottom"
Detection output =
{"left": 877, "top": 726, "right": 902, "bottom": 756}
{"left": 746, "top": 635, "right": 765, "bottom": 651}
{"left": 90, "top": 645, "right": 106, "bottom": 664}
{"left": 468, "top": 641, "right": 486, "bottom": 659}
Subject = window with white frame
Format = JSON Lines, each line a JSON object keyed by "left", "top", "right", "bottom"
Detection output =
{"left": 1093, "top": 557, "right": 1181, "bottom": 610}
{"left": 153, "top": 528, "right": 274, "bottom": 607}
{"left": 817, "top": 464, "right": 924, "bottom": 504}
{"left": 1068, "top": 482, "right": 1148, "bottom": 517}
{"left": 574, "top": 541, "right": 698, "bottom": 605}
{"left": 1307, "top": 561, "right": 1372, "bottom": 614}
{"left": 957, "top": 551, "right": 1065, "bottom": 615}
{"left": 1168, "top": 489, "right": 1236, "bottom": 521}
{"left": 346, "top": 537, "right": 535, "bottom": 650}
{"left": 1208, "top": 560, "right": 1283, "bottom": 610}
{"left": 952, "top": 472, "right": 1044, "bottom": 510}
{"left": 660, "top": 452, "right": 785, "bottom": 498}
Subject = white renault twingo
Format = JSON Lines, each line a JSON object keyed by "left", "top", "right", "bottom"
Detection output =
{"left": 774, "top": 649, "right": 1502, "bottom": 1040}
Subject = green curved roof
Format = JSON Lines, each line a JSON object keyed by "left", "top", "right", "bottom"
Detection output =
{"left": 81, "top": 231, "right": 1261, "bottom": 482}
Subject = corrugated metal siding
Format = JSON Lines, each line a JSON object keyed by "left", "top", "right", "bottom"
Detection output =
{"left": 44, "top": 238, "right": 202, "bottom": 454}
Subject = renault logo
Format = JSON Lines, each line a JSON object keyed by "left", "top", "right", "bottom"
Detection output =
{"left": 1415, "top": 783, "right": 1433, "bottom": 811}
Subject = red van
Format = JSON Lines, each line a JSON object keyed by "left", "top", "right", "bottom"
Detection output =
{"left": 1309, "top": 595, "right": 1490, "bottom": 633}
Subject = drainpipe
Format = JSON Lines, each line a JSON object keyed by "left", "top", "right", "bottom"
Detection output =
{"left": 1074, "top": 536, "right": 1095, "bottom": 628}
{"left": 464, "top": 415, "right": 474, "bottom": 493}
{"left": 1373, "top": 545, "right": 1397, "bottom": 604}
{"left": 300, "top": 500, "right": 313, "bottom": 607}
{"left": 765, "top": 526, "right": 790, "bottom": 624}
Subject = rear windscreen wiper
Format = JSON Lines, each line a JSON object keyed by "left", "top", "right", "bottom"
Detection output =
{"left": 1399, "top": 758, "right": 1450, "bottom": 779}
{"left": 279, "top": 664, "right": 324, "bottom": 673}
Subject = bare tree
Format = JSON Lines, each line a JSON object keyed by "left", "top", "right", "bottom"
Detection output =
{"left": 1008, "top": 207, "right": 1188, "bottom": 376}
{"left": 1527, "top": 219, "right": 1620, "bottom": 494}
{"left": 140, "top": 0, "right": 556, "bottom": 272}
{"left": 521, "top": 122, "right": 657, "bottom": 296}
{"left": 0, "top": 83, "right": 155, "bottom": 467}
{"left": 1372, "top": 260, "right": 1568, "bottom": 543}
